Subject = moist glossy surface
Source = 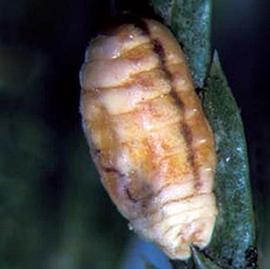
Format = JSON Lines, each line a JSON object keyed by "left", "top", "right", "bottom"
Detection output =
{"left": 80, "top": 19, "right": 217, "bottom": 260}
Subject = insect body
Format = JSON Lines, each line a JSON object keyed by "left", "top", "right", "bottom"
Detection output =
{"left": 80, "top": 19, "right": 217, "bottom": 260}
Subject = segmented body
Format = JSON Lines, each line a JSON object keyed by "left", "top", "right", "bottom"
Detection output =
{"left": 80, "top": 19, "right": 217, "bottom": 260}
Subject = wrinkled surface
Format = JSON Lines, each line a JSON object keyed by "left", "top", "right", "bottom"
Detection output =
{"left": 80, "top": 19, "right": 217, "bottom": 260}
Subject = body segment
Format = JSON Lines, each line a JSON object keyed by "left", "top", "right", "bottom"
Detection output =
{"left": 80, "top": 19, "right": 217, "bottom": 260}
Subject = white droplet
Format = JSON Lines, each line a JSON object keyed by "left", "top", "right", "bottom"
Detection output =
{"left": 205, "top": 167, "right": 212, "bottom": 171}
{"left": 112, "top": 51, "right": 120, "bottom": 59}
{"left": 225, "top": 157, "right": 231, "bottom": 162}
{"left": 176, "top": 78, "right": 186, "bottom": 87}
{"left": 197, "top": 138, "right": 207, "bottom": 145}
{"left": 128, "top": 223, "right": 134, "bottom": 231}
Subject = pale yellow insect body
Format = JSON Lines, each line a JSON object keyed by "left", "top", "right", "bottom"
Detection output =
{"left": 80, "top": 19, "right": 217, "bottom": 260}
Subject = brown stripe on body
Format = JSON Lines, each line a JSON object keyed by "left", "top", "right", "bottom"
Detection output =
{"left": 80, "top": 19, "right": 217, "bottom": 260}
{"left": 152, "top": 39, "right": 185, "bottom": 109}
{"left": 138, "top": 27, "right": 199, "bottom": 186}
{"left": 181, "top": 122, "right": 199, "bottom": 183}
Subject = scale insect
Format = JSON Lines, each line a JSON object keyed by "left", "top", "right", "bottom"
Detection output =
{"left": 79, "top": 18, "right": 218, "bottom": 260}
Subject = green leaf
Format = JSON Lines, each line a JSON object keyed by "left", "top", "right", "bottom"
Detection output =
{"left": 191, "top": 247, "right": 222, "bottom": 269}
{"left": 151, "top": 0, "right": 212, "bottom": 88}
{"left": 201, "top": 52, "right": 257, "bottom": 269}
{"left": 151, "top": 0, "right": 257, "bottom": 268}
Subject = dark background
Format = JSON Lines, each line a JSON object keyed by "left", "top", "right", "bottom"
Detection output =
{"left": 0, "top": 0, "right": 269, "bottom": 268}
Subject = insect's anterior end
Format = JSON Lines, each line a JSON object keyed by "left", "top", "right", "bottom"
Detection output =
{"left": 79, "top": 18, "right": 217, "bottom": 261}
